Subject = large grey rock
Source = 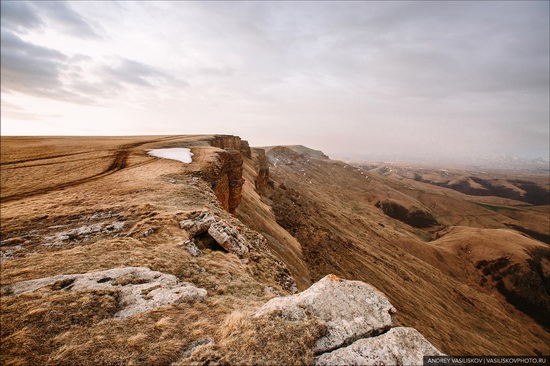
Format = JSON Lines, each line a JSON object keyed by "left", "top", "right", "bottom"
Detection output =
{"left": 179, "top": 211, "right": 249, "bottom": 256}
{"left": 255, "top": 274, "right": 396, "bottom": 354}
{"left": 180, "top": 211, "right": 215, "bottom": 236}
{"left": 6, "top": 267, "right": 207, "bottom": 319}
{"left": 315, "top": 327, "right": 445, "bottom": 366}
{"left": 207, "top": 220, "right": 249, "bottom": 256}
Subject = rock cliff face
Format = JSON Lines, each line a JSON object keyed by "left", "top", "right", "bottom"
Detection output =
{"left": 202, "top": 135, "right": 246, "bottom": 214}
{"left": 252, "top": 148, "right": 270, "bottom": 194}
{"left": 240, "top": 140, "right": 252, "bottom": 159}
{"left": 211, "top": 149, "right": 244, "bottom": 214}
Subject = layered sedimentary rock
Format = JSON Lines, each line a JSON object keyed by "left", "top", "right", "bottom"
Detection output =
{"left": 240, "top": 140, "right": 252, "bottom": 159}
{"left": 211, "top": 149, "right": 244, "bottom": 214}
{"left": 209, "top": 135, "right": 243, "bottom": 151}
{"left": 180, "top": 210, "right": 249, "bottom": 256}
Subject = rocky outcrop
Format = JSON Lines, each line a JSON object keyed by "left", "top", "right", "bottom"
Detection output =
{"left": 210, "top": 149, "right": 244, "bottom": 214}
{"left": 252, "top": 148, "right": 270, "bottom": 194}
{"left": 256, "top": 274, "right": 396, "bottom": 354}
{"left": 5, "top": 267, "right": 207, "bottom": 319}
{"left": 209, "top": 135, "right": 243, "bottom": 151}
{"left": 315, "top": 327, "right": 445, "bottom": 366}
{"left": 199, "top": 135, "right": 246, "bottom": 214}
{"left": 255, "top": 274, "right": 444, "bottom": 365}
{"left": 375, "top": 199, "right": 438, "bottom": 228}
{"left": 240, "top": 140, "right": 252, "bottom": 159}
{"left": 208, "top": 220, "right": 249, "bottom": 256}
{"left": 180, "top": 211, "right": 216, "bottom": 237}
{"left": 180, "top": 210, "right": 249, "bottom": 257}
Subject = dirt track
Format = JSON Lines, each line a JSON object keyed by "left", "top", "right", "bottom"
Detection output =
{"left": 0, "top": 136, "right": 194, "bottom": 203}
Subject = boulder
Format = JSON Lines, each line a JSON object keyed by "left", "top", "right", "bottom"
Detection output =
{"left": 315, "top": 327, "right": 445, "bottom": 366}
{"left": 180, "top": 211, "right": 216, "bottom": 236}
{"left": 255, "top": 274, "right": 396, "bottom": 354}
{"left": 208, "top": 220, "right": 249, "bottom": 256}
{"left": 6, "top": 267, "right": 207, "bottom": 319}
{"left": 180, "top": 211, "right": 250, "bottom": 257}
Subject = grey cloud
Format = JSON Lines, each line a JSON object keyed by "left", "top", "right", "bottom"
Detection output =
{"left": 101, "top": 58, "right": 171, "bottom": 87}
{"left": 1, "top": 0, "right": 102, "bottom": 39}
{"left": 0, "top": 1, "right": 43, "bottom": 32}
{"left": 0, "top": 30, "right": 94, "bottom": 104}
{"left": 1, "top": 29, "right": 67, "bottom": 97}
{"left": 36, "top": 1, "right": 102, "bottom": 39}
{"left": 240, "top": 1, "right": 548, "bottom": 98}
{"left": 0, "top": 30, "right": 181, "bottom": 104}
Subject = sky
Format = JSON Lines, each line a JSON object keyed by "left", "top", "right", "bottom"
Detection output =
{"left": 1, "top": 1, "right": 549, "bottom": 161}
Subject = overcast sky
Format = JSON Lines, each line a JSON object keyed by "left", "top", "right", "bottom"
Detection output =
{"left": 1, "top": 1, "right": 549, "bottom": 161}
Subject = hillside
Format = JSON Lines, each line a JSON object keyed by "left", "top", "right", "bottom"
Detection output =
{"left": 1, "top": 135, "right": 549, "bottom": 365}
{"left": 253, "top": 146, "right": 549, "bottom": 356}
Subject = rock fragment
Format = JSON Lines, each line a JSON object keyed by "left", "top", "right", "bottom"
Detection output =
{"left": 208, "top": 220, "right": 249, "bottom": 256}
{"left": 315, "top": 327, "right": 445, "bottom": 366}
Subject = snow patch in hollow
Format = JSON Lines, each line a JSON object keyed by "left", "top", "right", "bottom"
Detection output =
{"left": 148, "top": 148, "right": 194, "bottom": 164}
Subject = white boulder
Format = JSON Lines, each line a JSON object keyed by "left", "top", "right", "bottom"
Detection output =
{"left": 255, "top": 274, "right": 396, "bottom": 353}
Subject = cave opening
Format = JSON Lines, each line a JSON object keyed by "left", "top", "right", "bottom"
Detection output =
{"left": 195, "top": 231, "right": 228, "bottom": 253}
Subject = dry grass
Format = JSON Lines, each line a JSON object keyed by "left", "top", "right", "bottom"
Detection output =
{"left": 1, "top": 288, "right": 263, "bottom": 366}
{"left": 45, "top": 299, "right": 236, "bottom": 366}
{"left": 1, "top": 287, "right": 119, "bottom": 365}
{"left": 184, "top": 310, "right": 326, "bottom": 366}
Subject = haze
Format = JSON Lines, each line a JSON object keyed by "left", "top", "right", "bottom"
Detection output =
{"left": 1, "top": 1, "right": 549, "bottom": 162}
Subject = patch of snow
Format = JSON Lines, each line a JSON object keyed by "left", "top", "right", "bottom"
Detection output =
{"left": 148, "top": 148, "right": 194, "bottom": 164}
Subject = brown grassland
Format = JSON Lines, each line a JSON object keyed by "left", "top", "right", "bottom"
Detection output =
{"left": 1, "top": 136, "right": 549, "bottom": 365}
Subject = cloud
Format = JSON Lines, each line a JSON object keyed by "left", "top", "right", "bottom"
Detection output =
{"left": 0, "top": 1, "right": 43, "bottom": 32}
{"left": 37, "top": 1, "right": 102, "bottom": 39}
{"left": 100, "top": 58, "right": 183, "bottom": 88}
{"left": 0, "top": 100, "right": 43, "bottom": 120}
{"left": 0, "top": 30, "right": 68, "bottom": 98}
{"left": 0, "top": 1, "right": 102, "bottom": 39}
{"left": 0, "top": 30, "right": 184, "bottom": 105}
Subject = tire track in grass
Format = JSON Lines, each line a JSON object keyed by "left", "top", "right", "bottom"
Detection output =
{"left": 0, "top": 136, "right": 188, "bottom": 203}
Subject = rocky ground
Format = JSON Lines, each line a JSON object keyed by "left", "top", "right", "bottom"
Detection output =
{"left": 0, "top": 135, "right": 548, "bottom": 365}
